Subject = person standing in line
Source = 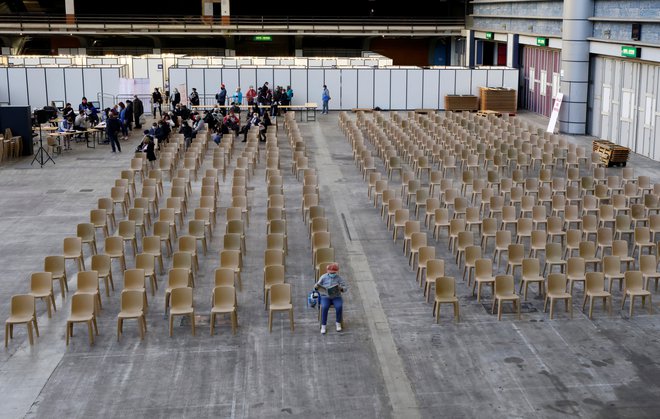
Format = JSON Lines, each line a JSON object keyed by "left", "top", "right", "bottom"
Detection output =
{"left": 232, "top": 87, "right": 242, "bottom": 105}
{"left": 152, "top": 88, "right": 163, "bottom": 118}
{"left": 133, "top": 95, "right": 144, "bottom": 129}
{"left": 118, "top": 102, "right": 128, "bottom": 139}
{"left": 246, "top": 85, "right": 257, "bottom": 106}
{"left": 140, "top": 131, "right": 157, "bottom": 168}
{"left": 314, "top": 263, "right": 348, "bottom": 334}
{"left": 189, "top": 87, "right": 200, "bottom": 107}
{"left": 321, "top": 85, "right": 331, "bottom": 114}
{"left": 170, "top": 88, "right": 181, "bottom": 109}
{"left": 164, "top": 81, "right": 170, "bottom": 104}
{"left": 106, "top": 111, "right": 122, "bottom": 153}
{"left": 216, "top": 83, "right": 227, "bottom": 115}
{"left": 125, "top": 99, "right": 134, "bottom": 133}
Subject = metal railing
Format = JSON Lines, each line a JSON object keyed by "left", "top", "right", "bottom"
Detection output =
{"left": 0, "top": 14, "right": 465, "bottom": 34}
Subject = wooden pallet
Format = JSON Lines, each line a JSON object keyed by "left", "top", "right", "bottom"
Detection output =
{"left": 592, "top": 140, "right": 630, "bottom": 166}
{"left": 444, "top": 95, "right": 479, "bottom": 111}
{"left": 479, "top": 87, "right": 517, "bottom": 113}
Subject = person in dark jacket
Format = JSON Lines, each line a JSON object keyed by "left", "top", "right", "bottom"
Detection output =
{"left": 141, "top": 130, "right": 157, "bottom": 166}
{"left": 133, "top": 95, "right": 144, "bottom": 129}
{"left": 179, "top": 121, "right": 193, "bottom": 149}
{"left": 170, "top": 88, "right": 181, "bottom": 108}
{"left": 260, "top": 111, "right": 272, "bottom": 142}
{"left": 189, "top": 88, "right": 200, "bottom": 107}
{"left": 203, "top": 110, "right": 216, "bottom": 132}
{"left": 125, "top": 100, "right": 134, "bottom": 132}
{"left": 216, "top": 84, "right": 227, "bottom": 115}
{"left": 152, "top": 88, "right": 163, "bottom": 118}
{"left": 106, "top": 111, "right": 122, "bottom": 153}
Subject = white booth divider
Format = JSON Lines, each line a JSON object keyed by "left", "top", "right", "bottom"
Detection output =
{"left": 0, "top": 65, "right": 519, "bottom": 111}
{"left": 0, "top": 67, "right": 122, "bottom": 109}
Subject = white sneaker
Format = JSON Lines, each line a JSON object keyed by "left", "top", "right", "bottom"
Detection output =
{"left": 336, "top": 322, "right": 342, "bottom": 332}
{"left": 320, "top": 325, "right": 326, "bottom": 334}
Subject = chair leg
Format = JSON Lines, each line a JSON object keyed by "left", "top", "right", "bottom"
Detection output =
{"left": 268, "top": 311, "right": 273, "bottom": 333}
{"left": 169, "top": 314, "right": 173, "bottom": 337}
{"left": 87, "top": 321, "right": 94, "bottom": 345}
{"left": 117, "top": 318, "right": 122, "bottom": 341}
{"left": 191, "top": 313, "right": 196, "bottom": 336}
{"left": 26, "top": 323, "right": 33, "bottom": 345}
{"left": 210, "top": 313, "right": 215, "bottom": 336}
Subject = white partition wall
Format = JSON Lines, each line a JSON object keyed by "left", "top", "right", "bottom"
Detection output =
{"left": 422, "top": 69, "right": 440, "bottom": 109}
{"left": 0, "top": 66, "right": 519, "bottom": 111}
{"left": 390, "top": 69, "right": 407, "bottom": 109}
{"left": 147, "top": 58, "right": 165, "bottom": 92}
{"left": 470, "top": 71, "right": 488, "bottom": 95}
{"left": 8, "top": 68, "right": 28, "bottom": 106}
{"left": 27, "top": 68, "right": 47, "bottom": 108}
{"left": 46, "top": 68, "right": 66, "bottom": 105}
{"left": 455, "top": 70, "right": 472, "bottom": 95}
{"left": 83, "top": 68, "right": 102, "bottom": 102}
{"left": 374, "top": 69, "right": 391, "bottom": 109}
{"left": 307, "top": 69, "right": 324, "bottom": 108}
{"left": 439, "top": 70, "right": 456, "bottom": 104}
{"left": 273, "top": 69, "right": 291, "bottom": 91}
{"left": 324, "top": 69, "right": 341, "bottom": 110}
{"left": 0, "top": 69, "right": 9, "bottom": 103}
{"left": 204, "top": 68, "right": 222, "bottom": 104}
{"left": 341, "top": 69, "right": 358, "bottom": 110}
{"left": 64, "top": 68, "right": 84, "bottom": 104}
{"left": 169, "top": 68, "right": 187, "bottom": 94}
{"left": 222, "top": 68, "right": 240, "bottom": 99}
{"left": 186, "top": 68, "right": 204, "bottom": 104}
{"left": 290, "top": 69, "right": 307, "bottom": 105}
{"left": 357, "top": 69, "right": 374, "bottom": 109}
{"left": 239, "top": 68, "right": 257, "bottom": 94}
{"left": 407, "top": 70, "right": 424, "bottom": 109}
{"left": 486, "top": 69, "right": 504, "bottom": 87}
{"left": 256, "top": 68, "right": 273, "bottom": 88}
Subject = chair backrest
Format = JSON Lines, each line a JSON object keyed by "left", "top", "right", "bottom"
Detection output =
{"left": 171, "top": 287, "right": 193, "bottom": 309}
{"left": 213, "top": 286, "right": 236, "bottom": 309}
{"left": 124, "top": 269, "right": 146, "bottom": 290}
{"left": 640, "top": 255, "right": 657, "bottom": 274}
{"left": 120, "top": 290, "right": 144, "bottom": 312}
{"left": 494, "top": 273, "right": 515, "bottom": 294}
{"left": 168, "top": 268, "right": 190, "bottom": 288}
{"left": 10, "top": 294, "right": 35, "bottom": 318}
{"left": 179, "top": 236, "right": 197, "bottom": 253}
{"left": 63, "top": 237, "right": 82, "bottom": 254}
{"left": 508, "top": 244, "right": 524, "bottom": 262}
{"left": 172, "top": 252, "right": 193, "bottom": 270}
{"left": 104, "top": 236, "right": 124, "bottom": 254}
{"left": 77, "top": 270, "right": 99, "bottom": 292}
{"left": 522, "top": 258, "right": 540, "bottom": 276}
{"left": 585, "top": 272, "right": 605, "bottom": 292}
{"left": 77, "top": 223, "right": 95, "bottom": 241}
{"left": 30, "top": 272, "right": 53, "bottom": 293}
{"left": 475, "top": 258, "right": 492, "bottom": 278}
{"left": 264, "top": 265, "right": 285, "bottom": 286}
{"left": 220, "top": 250, "right": 241, "bottom": 268}
{"left": 624, "top": 271, "right": 644, "bottom": 291}
{"left": 270, "top": 283, "right": 291, "bottom": 305}
{"left": 70, "top": 293, "right": 94, "bottom": 317}
{"left": 436, "top": 276, "right": 455, "bottom": 298}
{"left": 214, "top": 268, "right": 235, "bottom": 287}
{"left": 547, "top": 273, "right": 567, "bottom": 294}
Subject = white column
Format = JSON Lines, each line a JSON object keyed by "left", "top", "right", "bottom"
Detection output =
{"left": 559, "top": 0, "right": 593, "bottom": 134}
{"left": 65, "top": 0, "right": 75, "bottom": 23}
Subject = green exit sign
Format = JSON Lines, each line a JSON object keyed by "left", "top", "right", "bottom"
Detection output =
{"left": 621, "top": 45, "right": 640, "bottom": 58}
{"left": 485, "top": 32, "right": 494, "bottom": 40}
{"left": 253, "top": 35, "right": 272, "bottom": 42}
{"left": 536, "top": 37, "right": 549, "bottom": 47}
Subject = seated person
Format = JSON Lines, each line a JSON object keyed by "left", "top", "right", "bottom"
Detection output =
{"left": 239, "top": 112, "right": 261, "bottom": 142}
{"left": 222, "top": 110, "right": 240, "bottom": 137}
{"left": 58, "top": 116, "right": 74, "bottom": 132}
{"left": 314, "top": 263, "right": 348, "bottom": 334}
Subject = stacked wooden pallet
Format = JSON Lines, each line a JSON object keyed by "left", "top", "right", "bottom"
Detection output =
{"left": 479, "top": 87, "right": 517, "bottom": 113}
{"left": 592, "top": 140, "right": 630, "bottom": 167}
{"left": 444, "top": 95, "right": 479, "bottom": 112}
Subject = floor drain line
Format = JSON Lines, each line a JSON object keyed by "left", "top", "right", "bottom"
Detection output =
{"left": 341, "top": 213, "right": 353, "bottom": 241}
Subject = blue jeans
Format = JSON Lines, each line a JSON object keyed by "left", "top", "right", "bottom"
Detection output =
{"left": 322, "top": 100, "right": 329, "bottom": 114}
{"left": 320, "top": 295, "right": 343, "bottom": 325}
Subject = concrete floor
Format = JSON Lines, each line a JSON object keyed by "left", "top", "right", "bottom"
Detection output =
{"left": 1, "top": 111, "right": 660, "bottom": 418}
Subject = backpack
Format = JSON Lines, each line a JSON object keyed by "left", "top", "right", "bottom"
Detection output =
{"left": 307, "top": 290, "right": 320, "bottom": 308}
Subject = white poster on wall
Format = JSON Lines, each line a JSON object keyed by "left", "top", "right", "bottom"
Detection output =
{"left": 547, "top": 92, "right": 563, "bottom": 133}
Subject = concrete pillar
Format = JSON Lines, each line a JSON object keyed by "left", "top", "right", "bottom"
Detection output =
{"left": 559, "top": 0, "right": 593, "bottom": 134}
{"left": 220, "top": 0, "right": 230, "bottom": 25}
{"left": 465, "top": 30, "right": 474, "bottom": 67}
{"left": 506, "top": 33, "right": 518, "bottom": 68}
{"left": 65, "top": 0, "right": 75, "bottom": 24}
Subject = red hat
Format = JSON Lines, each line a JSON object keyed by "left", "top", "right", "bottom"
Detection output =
{"left": 221, "top": 83, "right": 225, "bottom": 87}
{"left": 326, "top": 263, "right": 339, "bottom": 273}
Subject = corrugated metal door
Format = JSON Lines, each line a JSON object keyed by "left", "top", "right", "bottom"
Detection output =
{"left": 521, "top": 46, "right": 561, "bottom": 117}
